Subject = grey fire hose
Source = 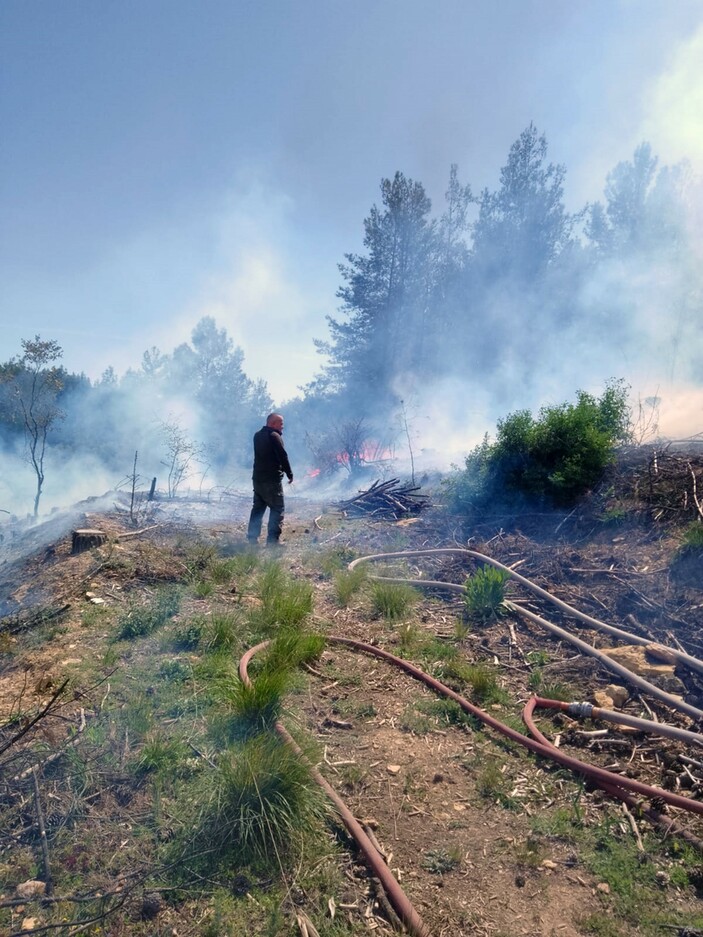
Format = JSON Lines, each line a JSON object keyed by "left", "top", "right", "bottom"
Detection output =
{"left": 349, "top": 548, "right": 703, "bottom": 723}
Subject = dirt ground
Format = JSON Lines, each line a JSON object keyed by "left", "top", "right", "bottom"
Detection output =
{"left": 1, "top": 452, "right": 703, "bottom": 936}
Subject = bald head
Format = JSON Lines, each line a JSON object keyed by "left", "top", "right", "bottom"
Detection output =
{"left": 266, "top": 413, "right": 284, "bottom": 432}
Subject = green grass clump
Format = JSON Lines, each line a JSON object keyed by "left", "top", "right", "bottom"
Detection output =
{"left": 416, "top": 698, "right": 475, "bottom": 729}
{"left": 210, "top": 670, "right": 290, "bottom": 744}
{"left": 226, "top": 549, "right": 261, "bottom": 578}
{"left": 370, "top": 580, "right": 419, "bottom": 621}
{"left": 207, "top": 557, "right": 238, "bottom": 584}
{"left": 173, "top": 619, "right": 204, "bottom": 650}
{"left": 116, "top": 586, "right": 182, "bottom": 640}
{"left": 251, "top": 564, "right": 314, "bottom": 631}
{"left": 192, "top": 579, "right": 215, "bottom": 598}
{"left": 203, "top": 611, "right": 246, "bottom": 652}
{"left": 182, "top": 734, "right": 328, "bottom": 869}
{"left": 159, "top": 658, "right": 192, "bottom": 682}
{"left": 261, "top": 628, "right": 325, "bottom": 675}
{"left": 443, "top": 661, "right": 505, "bottom": 704}
{"left": 421, "top": 848, "right": 461, "bottom": 874}
{"left": 130, "top": 735, "right": 191, "bottom": 778}
{"left": 464, "top": 565, "right": 509, "bottom": 621}
{"left": 679, "top": 521, "right": 703, "bottom": 552}
{"left": 333, "top": 566, "right": 367, "bottom": 606}
{"left": 320, "top": 546, "right": 357, "bottom": 576}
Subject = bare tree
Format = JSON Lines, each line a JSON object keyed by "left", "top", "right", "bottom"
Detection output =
{"left": 306, "top": 419, "right": 394, "bottom": 479}
{"left": 6, "top": 336, "right": 65, "bottom": 517}
{"left": 159, "top": 418, "right": 204, "bottom": 498}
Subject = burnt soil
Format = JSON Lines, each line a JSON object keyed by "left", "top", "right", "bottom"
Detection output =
{"left": 1, "top": 445, "right": 703, "bottom": 937}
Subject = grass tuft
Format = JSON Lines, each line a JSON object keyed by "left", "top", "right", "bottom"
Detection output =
{"left": 210, "top": 670, "right": 290, "bottom": 744}
{"left": 370, "top": 580, "right": 419, "bottom": 620}
{"left": 182, "top": 734, "right": 327, "bottom": 869}
{"left": 116, "top": 586, "right": 182, "bottom": 640}
{"left": 250, "top": 564, "right": 314, "bottom": 631}
{"left": 333, "top": 566, "right": 367, "bottom": 606}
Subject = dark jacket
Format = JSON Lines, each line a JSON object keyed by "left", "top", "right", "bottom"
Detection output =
{"left": 252, "top": 426, "right": 293, "bottom": 483}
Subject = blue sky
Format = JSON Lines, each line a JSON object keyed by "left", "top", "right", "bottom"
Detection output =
{"left": 2, "top": 0, "right": 702, "bottom": 402}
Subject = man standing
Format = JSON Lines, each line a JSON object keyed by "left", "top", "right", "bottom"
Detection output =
{"left": 247, "top": 412, "right": 293, "bottom": 546}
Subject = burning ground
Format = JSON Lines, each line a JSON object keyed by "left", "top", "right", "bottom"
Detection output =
{"left": 1, "top": 447, "right": 703, "bottom": 937}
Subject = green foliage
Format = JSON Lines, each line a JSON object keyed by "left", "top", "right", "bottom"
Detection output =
{"left": 537, "top": 681, "right": 572, "bottom": 702}
{"left": 203, "top": 611, "right": 246, "bottom": 652}
{"left": 159, "top": 658, "right": 192, "bottom": 682}
{"left": 438, "top": 658, "right": 506, "bottom": 705}
{"left": 251, "top": 563, "right": 314, "bottom": 632}
{"left": 464, "top": 663, "right": 506, "bottom": 704}
{"left": 369, "top": 580, "right": 419, "bottom": 620}
{"left": 679, "top": 520, "right": 703, "bottom": 552}
{"left": 416, "top": 698, "right": 475, "bottom": 729}
{"left": 223, "top": 549, "right": 261, "bottom": 578}
{"left": 261, "top": 628, "right": 326, "bottom": 675}
{"left": 475, "top": 756, "right": 519, "bottom": 808}
{"left": 182, "top": 734, "right": 327, "bottom": 869}
{"left": 446, "top": 380, "right": 631, "bottom": 513}
{"left": 319, "top": 546, "right": 357, "bottom": 576}
{"left": 333, "top": 566, "right": 367, "bottom": 606}
{"left": 464, "top": 566, "right": 509, "bottom": 621}
{"left": 116, "top": 586, "right": 182, "bottom": 640}
{"left": 173, "top": 620, "right": 204, "bottom": 650}
{"left": 130, "top": 735, "right": 191, "bottom": 778}
{"left": 207, "top": 557, "right": 238, "bottom": 584}
{"left": 421, "top": 847, "right": 461, "bottom": 874}
{"left": 192, "top": 579, "right": 215, "bottom": 598}
{"left": 210, "top": 670, "right": 289, "bottom": 744}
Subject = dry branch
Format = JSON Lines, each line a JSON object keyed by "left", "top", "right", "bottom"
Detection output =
{"left": 335, "top": 478, "right": 429, "bottom": 520}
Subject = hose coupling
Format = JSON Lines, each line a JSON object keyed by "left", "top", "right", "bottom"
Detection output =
{"left": 567, "top": 701, "right": 594, "bottom": 719}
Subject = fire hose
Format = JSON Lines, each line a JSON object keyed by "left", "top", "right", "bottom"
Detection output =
{"left": 349, "top": 548, "right": 703, "bottom": 722}
{"left": 237, "top": 547, "right": 703, "bottom": 935}
{"left": 239, "top": 641, "right": 703, "bottom": 934}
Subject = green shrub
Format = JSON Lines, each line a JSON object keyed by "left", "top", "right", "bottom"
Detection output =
{"left": 464, "top": 566, "right": 509, "bottom": 621}
{"left": 203, "top": 611, "right": 245, "bottom": 652}
{"left": 445, "top": 380, "right": 631, "bottom": 513}
{"left": 159, "top": 658, "right": 192, "bottom": 682}
{"left": 192, "top": 579, "right": 215, "bottom": 598}
{"left": 421, "top": 847, "right": 461, "bottom": 874}
{"left": 173, "top": 619, "right": 204, "bottom": 650}
{"left": 208, "top": 558, "right": 238, "bottom": 584}
{"left": 261, "top": 628, "right": 325, "bottom": 675}
{"left": 131, "top": 735, "right": 190, "bottom": 778}
{"left": 320, "top": 546, "right": 357, "bottom": 576}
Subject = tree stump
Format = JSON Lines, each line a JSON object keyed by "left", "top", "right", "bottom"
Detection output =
{"left": 71, "top": 529, "right": 107, "bottom": 554}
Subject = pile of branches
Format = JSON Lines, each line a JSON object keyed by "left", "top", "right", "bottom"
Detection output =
{"left": 609, "top": 444, "right": 703, "bottom": 522}
{"left": 335, "top": 478, "right": 429, "bottom": 520}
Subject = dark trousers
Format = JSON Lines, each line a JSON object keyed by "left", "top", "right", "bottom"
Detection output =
{"left": 247, "top": 479, "right": 285, "bottom": 543}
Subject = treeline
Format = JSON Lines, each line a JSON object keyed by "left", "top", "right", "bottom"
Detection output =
{"left": 310, "top": 125, "right": 697, "bottom": 414}
{"left": 0, "top": 320, "right": 273, "bottom": 515}
{"left": 0, "top": 124, "right": 699, "bottom": 515}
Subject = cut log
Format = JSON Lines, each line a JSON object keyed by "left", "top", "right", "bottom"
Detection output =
{"left": 71, "top": 529, "right": 107, "bottom": 554}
